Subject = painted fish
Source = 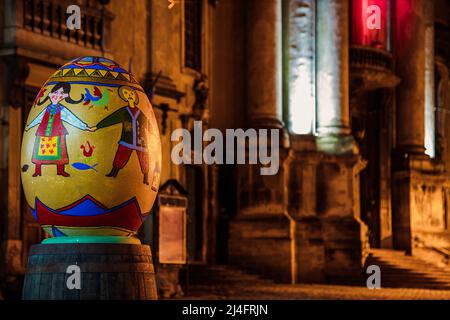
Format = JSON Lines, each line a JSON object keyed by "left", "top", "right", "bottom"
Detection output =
{"left": 71, "top": 162, "right": 98, "bottom": 172}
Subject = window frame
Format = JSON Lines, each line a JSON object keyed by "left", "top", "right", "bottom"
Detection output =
{"left": 181, "top": 0, "right": 204, "bottom": 76}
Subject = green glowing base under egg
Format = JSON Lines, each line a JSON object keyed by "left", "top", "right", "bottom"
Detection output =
{"left": 42, "top": 236, "right": 141, "bottom": 245}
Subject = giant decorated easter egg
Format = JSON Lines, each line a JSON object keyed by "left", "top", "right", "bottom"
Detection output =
{"left": 21, "top": 56, "right": 161, "bottom": 238}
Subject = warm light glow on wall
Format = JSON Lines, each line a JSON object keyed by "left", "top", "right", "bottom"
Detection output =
{"left": 351, "top": 0, "right": 388, "bottom": 49}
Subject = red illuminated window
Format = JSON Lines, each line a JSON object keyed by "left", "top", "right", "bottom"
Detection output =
{"left": 351, "top": 0, "right": 390, "bottom": 50}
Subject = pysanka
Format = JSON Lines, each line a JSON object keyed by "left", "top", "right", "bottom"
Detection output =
{"left": 20, "top": 56, "right": 162, "bottom": 239}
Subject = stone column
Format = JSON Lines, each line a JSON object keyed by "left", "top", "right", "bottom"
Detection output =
{"left": 229, "top": 0, "right": 295, "bottom": 283}
{"left": 316, "top": 0, "right": 354, "bottom": 154}
{"left": 286, "top": 0, "right": 315, "bottom": 135}
{"left": 310, "top": 0, "right": 368, "bottom": 282}
{"left": 394, "top": 0, "right": 431, "bottom": 154}
{"left": 246, "top": 0, "right": 283, "bottom": 129}
{"left": 239, "top": 0, "right": 286, "bottom": 213}
{"left": 435, "top": 58, "right": 449, "bottom": 166}
{"left": 424, "top": 2, "right": 435, "bottom": 158}
{"left": 392, "top": 0, "right": 435, "bottom": 252}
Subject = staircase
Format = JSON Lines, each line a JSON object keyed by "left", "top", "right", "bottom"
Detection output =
{"left": 365, "top": 249, "right": 450, "bottom": 290}
{"left": 180, "top": 264, "right": 275, "bottom": 297}
{"left": 180, "top": 249, "right": 450, "bottom": 296}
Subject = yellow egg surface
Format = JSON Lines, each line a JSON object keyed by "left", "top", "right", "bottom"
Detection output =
{"left": 20, "top": 57, "right": 161, "bottom": 238}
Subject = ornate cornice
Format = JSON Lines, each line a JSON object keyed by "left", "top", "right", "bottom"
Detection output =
{"left": 350, "top": 45, "right": 400, "bottom": 94}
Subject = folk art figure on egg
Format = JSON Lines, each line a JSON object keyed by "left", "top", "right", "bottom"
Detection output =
{"left": 25, "top": 84, "right": 152, "bottom": 184}
{"left": 21, "top": 56, "right": 162, "bottom": 239}
{"left": 93, "top": 86, "right": 152, "bottom": 185}
{"left": 25, "top": 83, "right": 95, "bottom": 177}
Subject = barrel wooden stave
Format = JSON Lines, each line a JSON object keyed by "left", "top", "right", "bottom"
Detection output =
{"left": 22, "top": 243, "right": 157, "bottom": 300}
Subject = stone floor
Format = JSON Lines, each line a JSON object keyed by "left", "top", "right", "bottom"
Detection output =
{"left": 176, "top": 249, "right": 450, "bottom": 300}
{"left": 180, "top": 283, "right": 450, "bottom": 300}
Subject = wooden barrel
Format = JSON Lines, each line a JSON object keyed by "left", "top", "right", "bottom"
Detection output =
{"left": 22, "top": 243, "right": 157, "bottom": 300}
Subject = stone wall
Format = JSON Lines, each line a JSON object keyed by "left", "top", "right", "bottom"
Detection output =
{"left": 290, "top": 140, "right": 369, "bottom": 283}
{"left": 229, "top": 213, "right": 295, "bottom": 283}
{"left": 109, "top": 0, "right": 150, "bottom": 82}
{"left": 411, "top": 171, "right": 450, "bottom": 247}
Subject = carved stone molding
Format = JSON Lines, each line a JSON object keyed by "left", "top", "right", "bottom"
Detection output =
{"left": 192, "top": 74, "right": 209, "bottom": 121}
{"left": 144, "top": 72, "right": 185, "bottom": 103}
{"left": 350, "top": 45, "right": 400, "bottom": 95}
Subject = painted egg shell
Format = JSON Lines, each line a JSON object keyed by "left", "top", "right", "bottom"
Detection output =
{"left": 20, "top": 56, "right": 161, "bottom": 238}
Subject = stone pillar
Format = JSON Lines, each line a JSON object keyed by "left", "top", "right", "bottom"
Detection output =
{"left": 246, "top": 0, "right": 283, "bottom": 129}
{"left": 316, "top": 0, "right": 354, "bottom": 154}
{"left": 424, "top": 2, "right": 435, "bottom": 158}
{"left": 285, "top": 0, "right": 315, "bottom": 134}
{"left": 435, "top": 58, "right": 449, "bottom": 166}
{"left": 394, "top": 0, "right": 431, "bottom": 154}
{"left": 229, "top": 0, "right": 295, "bottom": 283}
{"left": 392, "top": 0, "right": 435, "bottom": 252}
{"left": 302, "top": 0, "right": 368, "bottom": 283}
{"left": 284, "top": 0, "right": 320, "bottom": 281}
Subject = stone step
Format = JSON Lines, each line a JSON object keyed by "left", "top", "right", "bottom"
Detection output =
{"left": 377, "top": 270, "right": 450, "bottom": 277}
{"left": 181, "top": 264, "right": 276, "bottom": 288}
{"left": 185, "top": 271, "right": 268, "bottom": 281}
{"left": 367, "top": 264, "right": 450, "bottom": 273}
{"left": 184, "top": 251, "right": 450, "bottom": 291}
{"left": 379, "top": 279, "right": 450, "bottom": 285}
{"left": 186, "top": 271, "right": 263, "bottom": 279}
{"left": 366, "top": 265, "right": 449, "bottom": 275}
{"left": 367, "top": 258, "right": 444, "bottom": 268}
{"left": 372, "top": 262, "right": 438, "bottom": 268}
{"left": 369, "top": 272, "right": 450, "bottom": 280}
{"left": 187, "top": 266, "right": 258, "bottom": 275}
{"left": 368, "top": 256, "right": 435, "bottom": 263}
{"left": 368, "top": 259, "right": 442, "bottom": 268}
{"left": 330, "top": 276, "right": 450, "bottom": 288}
{"left": 185, "top": 275, "right": 271, "bottom": 283}
{"left": 188, "top": 269, "right": 262, "bottom": 276}
{"left": 364, "top": 249, "right": 450, "bottom": 290}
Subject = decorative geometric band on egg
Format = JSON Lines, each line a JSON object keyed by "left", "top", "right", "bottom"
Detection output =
{"left": 33, "top": 195, "right": 148, "bottom": 237}
{"left": 21, "top": 56, "right": 162, "bottom": 239}
{"left": 51, "top": 56, "right": 138, "bottom": 81}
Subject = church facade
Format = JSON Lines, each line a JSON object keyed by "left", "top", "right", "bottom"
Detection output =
{"left": 1, "top": 0, "right": 450, "bottom": 299}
